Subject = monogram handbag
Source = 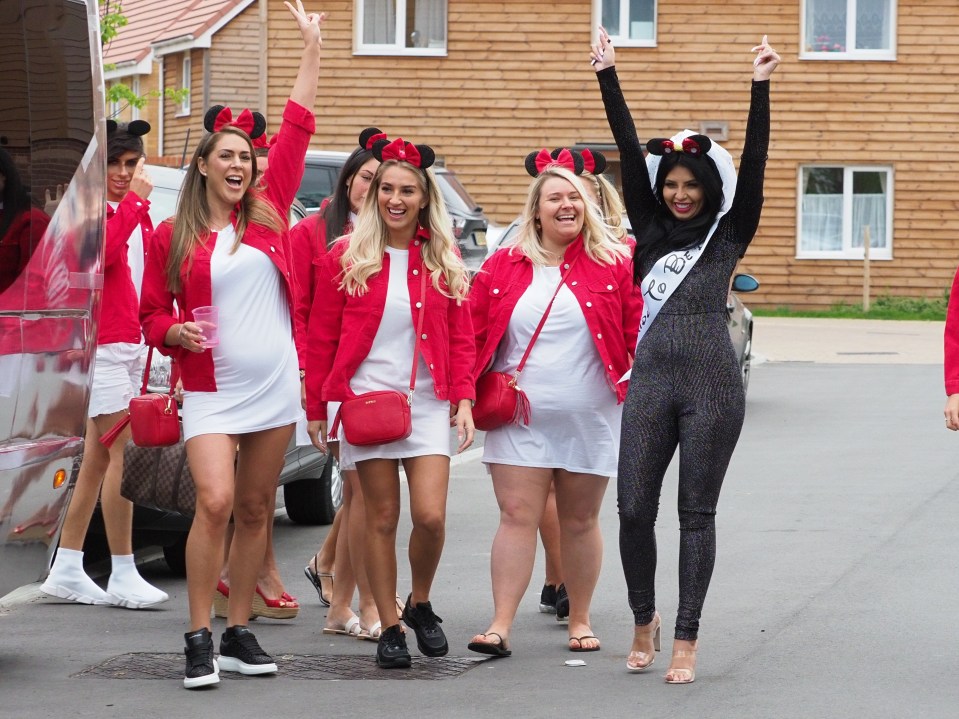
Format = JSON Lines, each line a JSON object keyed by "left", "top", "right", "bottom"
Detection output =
{"left": 473, "top": 257, "right": 578, "bottom": 432}
{"left": 101, "top": 347, "right": 179, "bottom": 448}
{"left": 120, "top": 439, "right": 196, "bottom": 517}
{"left": 331, "top": 264, "right": 427, "bottom": 447}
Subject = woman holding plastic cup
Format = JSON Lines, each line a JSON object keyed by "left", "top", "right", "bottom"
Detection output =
{"left": 139, "top": 1, "right": 326, "bottom": 690}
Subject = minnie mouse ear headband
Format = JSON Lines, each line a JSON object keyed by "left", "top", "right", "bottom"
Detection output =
{"left": 359, "top": 127, "right": 387, "bottom": 150}
{"left": 524, "top": 147, "right": 608, "bottom": 178}
{"left": 106, "top": 119, "right": 151, "bottom": 137}
{"left": 203, "top": 105, "right": 267, "bottom": 140}
{"left": 646, "top": 134, "right": 712, "bottom": 157}
{"left": 370, "top": 136, "right": 435, "bottom": 169}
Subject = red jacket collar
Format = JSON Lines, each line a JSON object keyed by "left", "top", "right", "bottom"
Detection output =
{"left": 507, "top": 233, "right": 585, "bottom": 263}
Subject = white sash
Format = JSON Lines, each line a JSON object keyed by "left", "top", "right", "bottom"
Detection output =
{"left": 620, "top": 129, "right": 737, "bottom": 382}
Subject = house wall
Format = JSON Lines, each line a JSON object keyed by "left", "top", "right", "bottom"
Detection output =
{"left": 193, "top": 1, "right": 959, "bottom": 309}
{"left": 161, "top": 48, "right": 206, "bottom": 165}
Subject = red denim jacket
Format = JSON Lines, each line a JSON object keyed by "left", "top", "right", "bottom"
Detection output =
{"left": 290, "top": 199, "right": 353, "bottom": 369}
{"left": 470, "top": 237, "right": 643, "bottom": 403}
{"left": 945, "top": 266, "right": 959, "bottom": 395}
{"left": 305, "top": 231, "right": 476, "bottom": 421}
{"left": 100, "top": 192, "right": 152, "bottom": 345}
{"left": 140, "top": 100, "right": 315, "bottom": 391}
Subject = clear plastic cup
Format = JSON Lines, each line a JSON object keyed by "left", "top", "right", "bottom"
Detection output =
{"left": 192, "top": 306, "right": 219, "bottom": 348}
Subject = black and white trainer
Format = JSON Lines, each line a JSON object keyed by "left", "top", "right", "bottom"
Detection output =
{"left": 555, "top": 583, "right": 569, "bottom": 624}
{"left": 183, "top": 628, "right": 219, "bottom": 689}
{"left": 376, "top": 624, "right": 412, "bottom": 668}
{"left": 218, "top": 625, "right": 278, "bottom": 676}
{"left": 539, "top": 584, "right": 558, "bottom": 614}
{"left": 401, "top": 593, "right": 449, "bottom": 657}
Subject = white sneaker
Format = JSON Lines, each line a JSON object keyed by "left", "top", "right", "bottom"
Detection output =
{"left": 107, "top": 573, "right": 170, "bottom": 609}
{"left": 40, "top": 559, "right": 113, "bottom": 606}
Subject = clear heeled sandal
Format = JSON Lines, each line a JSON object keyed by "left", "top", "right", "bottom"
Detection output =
{"left": 625, "top": 612, "right": 661, "bottom": 673}
{"left": 665, "top": 641, "right": 697, "bottom": 684}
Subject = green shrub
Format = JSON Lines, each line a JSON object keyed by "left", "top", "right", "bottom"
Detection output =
{"left": 752, "top": 293, "right": 947, "bottom": 321}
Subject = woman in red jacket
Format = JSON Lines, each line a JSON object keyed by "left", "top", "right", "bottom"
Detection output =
{"left": 294, "top": 130, "right": 384, "bottom": 637}
{"left": 139, "top": 2, "right": 325, "bottom": 690}
{"left": 305, "top": 136, "right": 475, "bottom": 669}
{"left": 40, "top": 120, "right": 168, "bottom": 610}
{"left": 467, "top": 151, "right": 642, "bottom": 658}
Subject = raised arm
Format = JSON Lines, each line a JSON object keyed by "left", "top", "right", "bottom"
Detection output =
{"left": 591, "top": 28, "right": 658, "bottom": 232}
{"left": 728, "top": 36, "right": 780, "bottom": 245}
{"left": 285, "top": 2, "right": 325, "bottom": 110}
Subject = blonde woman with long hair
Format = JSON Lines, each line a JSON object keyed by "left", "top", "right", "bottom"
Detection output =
{"left": 305, "top": 137, "right": 475, "bottom": 669}
{"left": 468, "top": 155, "right": 642, "bottom": 658}
{"left": 139, "top": 1, "right": 325, "bottom": 690}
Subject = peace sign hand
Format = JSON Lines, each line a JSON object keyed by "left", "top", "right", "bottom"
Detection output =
{"left": 284, "top": 1, "right": 326, "bottom": 49}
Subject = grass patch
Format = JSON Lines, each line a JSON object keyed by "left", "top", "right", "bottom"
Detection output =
{"left": 752, "top": 294, "right": 947, "bottom": 321}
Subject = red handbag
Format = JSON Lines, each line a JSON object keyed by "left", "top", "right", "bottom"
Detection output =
{"left": 331, "top": 265, "right": 427, "bottom": 447}
{"left": 473, "top": 258, "right": 578, "bottom": 432}
{"left": 100, "top": 347, "right": 180, "bottom": 448}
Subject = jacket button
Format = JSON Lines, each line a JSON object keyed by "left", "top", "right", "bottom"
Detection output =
{"left": 492, "top": 288, "right": 500, "bottom": 294}
{"left": 571, "top": 281, "right": 577, "bottom": 286}
{"left": 421, "top": 333, "right": 428, "bottom": 340}
{"left": 416, "top": 301, "right": 422, "bottom": 308}
{"left": 270, "top": 246, "right": 276, "bottom": 252}
{"left": 429, "top": 363, "right": 434, "bottom": 369}
{"left": 608, "top": 364, "right": 613, "bottom": 370}
{"left": 607, "top": 284, "right": 613, "bottom": 290}
{"left": 597, "top": 333, "right": 603, "bottom": 339}
{"left": 563, "top": 263, "right": 570, "bottom": 269}
{"left": 586, "top": 301, "right": 592, "bottom": 308}
{"left": 413, "top": 269, "right": 419, "bottom": 275}
{"left": 414, "top": 240, "right": 421, "bottom": 246}
{"left": 135, "top": 201, "right": 142, "bottom": 207}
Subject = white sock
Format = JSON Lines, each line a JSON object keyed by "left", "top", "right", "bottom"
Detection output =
{"left": 107, "top": 554, "right": 169, "bottom": 608}
{"left": 41, "top": 548, "right": 113, "bottom": 605}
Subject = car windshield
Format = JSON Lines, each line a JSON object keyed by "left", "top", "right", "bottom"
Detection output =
{"left": 436, "top": 171, "right": 480, "bottom": 213}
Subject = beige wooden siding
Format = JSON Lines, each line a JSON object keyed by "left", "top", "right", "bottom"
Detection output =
{"left": 240, "top": 1, "right": 959, "bottom": 308}
{"left": 163, "top": 48, "right": 204, "bottom": 164}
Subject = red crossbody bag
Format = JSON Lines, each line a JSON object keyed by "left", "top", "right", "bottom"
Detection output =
{"left": 331, "top": 264, "right": 428, "bottom": 446}
{"left": 100, "top": 346, "right": 180, "bottom": 448}
{"left": 473, "top": 257, "right": 578, "bottom": 432}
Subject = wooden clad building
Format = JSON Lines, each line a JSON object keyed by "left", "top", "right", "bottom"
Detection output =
{"left": 115, "top": 0, "right": 959, "bottom": 309}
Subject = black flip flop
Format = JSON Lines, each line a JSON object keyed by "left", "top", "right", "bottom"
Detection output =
{"left": 568, "top": 635, "right": 601, "bottom": 652}
{"left": 467, "top": 632, "right": 512, "bottom": 657}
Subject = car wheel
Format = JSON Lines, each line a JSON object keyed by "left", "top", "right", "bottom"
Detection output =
{"left": 163, "top": 534, "right": 188, "bottom": 577}
{"left": 283, "top": 453, "right": 341, "bottom": 525}
{"left": 741, "top": 326, "right": 753, "bottom": 396}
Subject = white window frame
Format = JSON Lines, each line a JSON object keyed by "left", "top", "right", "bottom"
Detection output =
{"left": 354, "top": 0, "right": 447, "bottom": 57}
{"left": 800, "top": 0, "right": 897, "bottom": 61}
{"left": 592, "top": 0, "right": 657, "bottom": 48}
{"left": 176, "top": 53, "right": 191, "bottom": 117}
{"left": 796, "top": 165, "right": 894, "bottom": 261}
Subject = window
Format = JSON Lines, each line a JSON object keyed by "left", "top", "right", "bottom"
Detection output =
{"left": 177, "top": 53, "right": 191, "bottom": 116}
{"left": 594, "top": 0, "right": 656, "bottom": 46}
{"left": 797, "top": 166, "right": 893, "bottom": 260}
{"left": 801, "top": 0, "right": 896, "bottom": 60}
{"left": 355, "top": 0, "right": 446, "bottom": 56}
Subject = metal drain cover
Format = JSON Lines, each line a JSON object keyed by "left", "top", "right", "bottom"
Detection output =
{"left": 75, "top": 653, "right": 491, "bottom": 680}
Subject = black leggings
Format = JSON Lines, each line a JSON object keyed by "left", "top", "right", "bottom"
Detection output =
{"left": 617, "top": 320, "right": 745, "bottom": 641}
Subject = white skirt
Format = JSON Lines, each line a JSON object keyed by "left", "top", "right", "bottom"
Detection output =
{"left": 88, "top": 342, "right": 143, "bottom": 418}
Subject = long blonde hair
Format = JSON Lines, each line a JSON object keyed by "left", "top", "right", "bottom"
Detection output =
{"left": 510, "top": 166, "right": 630, "bottom": 266}
{"left": 166, "top": 127, "right": 285, "bottom": 292}
{"left": 582, "top": 172, "right": 628, "bottom": 242}
{"left": 339, "top": 159, "right": 469, "bottom": 300}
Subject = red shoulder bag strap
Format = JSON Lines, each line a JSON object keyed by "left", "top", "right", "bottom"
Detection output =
{"left": 514, "top": 255, "right": 579, "bottom": 378}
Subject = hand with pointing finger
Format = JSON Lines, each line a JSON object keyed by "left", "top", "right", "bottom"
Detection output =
{"left": 751, "top": 34, "right": 781, "bottom": 81}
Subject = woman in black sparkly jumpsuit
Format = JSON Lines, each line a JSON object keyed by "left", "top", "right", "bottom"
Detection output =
{"left": 591, "top": 32, "right": 781, "bottom": 683}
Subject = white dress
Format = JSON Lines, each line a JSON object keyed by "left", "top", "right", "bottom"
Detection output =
{"left": 182, "top": 225, "right": 300, "bottom": 441}
{"left": 339, "top": 246, "right": 451, "bottom": 466}
{"left": 482, "top": 264, "right": 622, "bottom": 477}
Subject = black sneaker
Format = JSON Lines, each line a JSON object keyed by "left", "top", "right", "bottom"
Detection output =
{"left": 183, "top": 628, "right": 219, "bottom": 689}
{"left": 539, "top": 584, "right": 558, "bottom": 614}
{"left": 376, "top": 624, "right": 412, "bottom": 668}
{"left": 218, "top": 625, "right": 278, "bottom": 675}
{"left": 555, "top": 583, "right": 569, "bottom": 624}
{"left": 401, "top": 593, "right": 449, "bottom": 657}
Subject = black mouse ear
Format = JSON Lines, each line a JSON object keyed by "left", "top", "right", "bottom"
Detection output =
{"left": 371, "top": 138, "right": 390, "bottom": 162}
{"left": 359, "top": 127, "right": 384, "bottom": 149}
{"left": 416, "top": 144, "right": 435, "bottom": 169}
{"left": 127, "top": 120, "right": 151, "bottom": 137}
{"left": 569, "top": 151, "right": 585, "bottom": 175}
{"left": 583, "top": 148, "right": 607, "bottom": 175}
{"left": 106, "top": 119, "right": 118, "bottom": 135}
{"left": 248, "top": 112, "right": 267, "bottom": 140}
{"left": 684, "top": 134, "right": 712, "bottom": 156}
{"left": 524, "top": 151, "right": 541, "bottom": 177}
{"left": 204, "top": 105, "right": 226, "bottom": 133}
{"left": 646, "top": 138, "right": 671, "bottom": 155}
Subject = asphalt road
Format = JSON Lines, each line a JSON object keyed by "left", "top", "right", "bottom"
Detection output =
{"left": 1, "top": 318, "right": 957, "bottom": 718}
